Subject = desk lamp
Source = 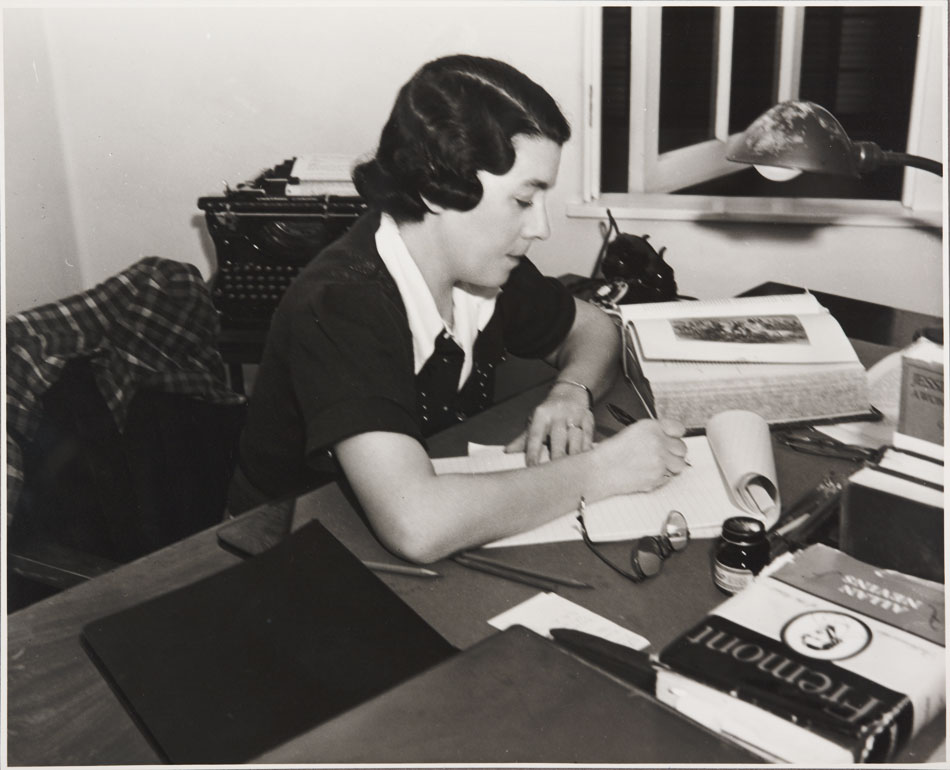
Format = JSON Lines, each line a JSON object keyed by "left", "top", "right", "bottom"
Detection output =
{"left": 725, "top": 100, "right": 943, "bottom": 180}
{"left": 727, "top": 100, "right": 944, "bottom": 347}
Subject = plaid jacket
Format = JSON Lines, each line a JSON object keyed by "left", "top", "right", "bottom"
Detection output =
{"left": 6, "top": 257, "right": 245, "bottom": 520}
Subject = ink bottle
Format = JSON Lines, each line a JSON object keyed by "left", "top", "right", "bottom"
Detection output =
{"left": 713, "top": 516, "right": 770, "bottom": 594}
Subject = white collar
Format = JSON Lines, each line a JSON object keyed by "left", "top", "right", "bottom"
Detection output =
{"left": 375, "top": 213, "right": 498, "bottom": 389}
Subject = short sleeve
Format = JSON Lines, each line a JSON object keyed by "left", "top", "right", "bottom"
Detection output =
{"left": 496, "top": 258, "right": 576, "bottom": 359}
{"left": 288, "top": 282, "right": 422, "bottom": 458}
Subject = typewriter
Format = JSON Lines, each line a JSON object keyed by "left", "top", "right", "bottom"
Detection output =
{"left": 198, "top": 157, "right": 366, "bottom": 328}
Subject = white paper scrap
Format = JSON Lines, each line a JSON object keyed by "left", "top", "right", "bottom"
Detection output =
{"left": 488, "top": 592, "right": 650, "bottom": 651}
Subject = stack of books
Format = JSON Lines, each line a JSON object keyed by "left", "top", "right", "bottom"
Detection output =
{"left": 839, "top": 446, "right": 944, "bottom": 582}
{"left": 654, "top": 544, "right": 945, "bottom": 764}
{"left": 620, "top": 293, "right": 873, "bottom": 432}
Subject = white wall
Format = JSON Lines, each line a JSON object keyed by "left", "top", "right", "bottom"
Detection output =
{"left": 3, "top": 9, "right": 84, "bottom": 311}
{"left": 4, "top": 4, "right": 946, "bottom": 318}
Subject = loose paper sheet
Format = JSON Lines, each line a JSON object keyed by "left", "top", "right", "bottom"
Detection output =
{"left": 488, "top": 592, "right": 650, "bottom": 651}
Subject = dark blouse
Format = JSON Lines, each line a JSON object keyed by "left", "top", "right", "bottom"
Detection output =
{"left": 238, "top": 210, "right": 576, "bottom": 498}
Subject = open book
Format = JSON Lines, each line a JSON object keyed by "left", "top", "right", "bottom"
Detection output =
{"left": 432, "top": 410, "right": 780, "bottom": 548}
{"left": 621, "top": 293, "right": 872, "bottom": 432}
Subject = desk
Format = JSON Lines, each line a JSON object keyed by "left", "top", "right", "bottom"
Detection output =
{"left": 7, "top": 294, "right": 945, "bottom": 766}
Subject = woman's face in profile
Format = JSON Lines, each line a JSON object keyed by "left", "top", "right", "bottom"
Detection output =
{"left": 435, "top": 134, "right": 562, "bottom": 289}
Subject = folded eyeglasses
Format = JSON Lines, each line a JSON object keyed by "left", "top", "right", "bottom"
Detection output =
{"left": 577, "top": 500, "right": 690, "bottom": 583}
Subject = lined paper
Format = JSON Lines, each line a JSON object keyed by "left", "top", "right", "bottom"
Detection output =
{"left": 578, "top": 437, "right": 747, "bottom": 542}
{"left": 432, "top": 438, "right": 750, "bottom": 546}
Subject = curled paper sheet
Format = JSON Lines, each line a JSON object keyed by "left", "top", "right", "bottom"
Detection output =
{"left": 705, "top": 410, "right": 781, "bottom": 528}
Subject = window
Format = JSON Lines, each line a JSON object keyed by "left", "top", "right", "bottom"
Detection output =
{"left": 592, "top": 5, "right": 929, "bottom": 206}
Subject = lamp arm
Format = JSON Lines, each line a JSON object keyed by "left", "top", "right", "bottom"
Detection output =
{"left": 881, "top": 152, "right": 943, "bottom": 177}
{"left": 854, "top": 141, "right": 943, "bottom": 176}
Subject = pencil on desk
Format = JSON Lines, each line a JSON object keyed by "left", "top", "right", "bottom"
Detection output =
{"left": 364, "top": 561, "right": 441, "bottom": 578}
{"left": 459, "top": 551, "right": 593, "bottom": 589}
{"left": 452, "top": 555, "right": 559, "bottom": 592}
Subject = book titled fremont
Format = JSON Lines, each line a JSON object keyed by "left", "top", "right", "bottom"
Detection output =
{"left": 654, "top": 544, "right": 945, "bottom": 764}
{"left": 621, "top": 293, "right": 872, "bottom": 431}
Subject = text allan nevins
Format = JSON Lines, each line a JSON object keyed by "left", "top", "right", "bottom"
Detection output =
{"left": 684, "top": 624, "right": 884, "bottom": 725}
{"left": 838, "top": 574, "right": 924, "bottom": 614}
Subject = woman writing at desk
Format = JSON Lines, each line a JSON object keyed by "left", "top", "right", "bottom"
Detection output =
{"left": 229, "top": 54, "right": 688, "bottom": 563}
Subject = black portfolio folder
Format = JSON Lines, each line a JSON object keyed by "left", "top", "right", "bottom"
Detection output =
{"left": 256, "top": 625, "right": 763, "bottom": 764}
{"left": 81, "top": 520, "right": 455, "bottom": 764}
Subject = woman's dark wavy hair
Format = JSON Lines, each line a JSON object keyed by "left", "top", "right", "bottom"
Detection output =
{"left": 352, "top": 54, "right": 571, "bottom": 222}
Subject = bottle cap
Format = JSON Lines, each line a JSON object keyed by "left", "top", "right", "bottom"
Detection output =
{"left": 721, "top": 516, "right": 766, "bottom": 545}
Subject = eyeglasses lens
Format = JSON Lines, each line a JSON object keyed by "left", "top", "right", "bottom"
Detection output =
{"left": 664, "top": 510, "right": 690, "bottom": 552}
{"left": 632, "top": 537, "right": 664, "bottom": 578}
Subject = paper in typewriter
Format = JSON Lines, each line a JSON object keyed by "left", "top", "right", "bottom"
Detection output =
{"left": 286, "top": 155, "right": 358, "bottom": 196}
{"left": 431, "top": 436, "right": 776, "bottom": 546}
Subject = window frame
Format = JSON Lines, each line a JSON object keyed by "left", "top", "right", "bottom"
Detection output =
{"left": 576, "top": 4, "right": 942, "bottom": 228}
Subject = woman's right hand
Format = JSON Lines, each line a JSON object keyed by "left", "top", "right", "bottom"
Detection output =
{"left": 594, "top": 418, "right": 689, "bottom": 498}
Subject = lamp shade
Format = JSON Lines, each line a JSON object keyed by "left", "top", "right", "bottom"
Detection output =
{"left": 726, "top": 101, "right": 860, "bottom": 177}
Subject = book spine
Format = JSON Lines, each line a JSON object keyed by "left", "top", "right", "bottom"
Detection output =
{"left": 658, "top": 615, "right": 912, "bottom": 761}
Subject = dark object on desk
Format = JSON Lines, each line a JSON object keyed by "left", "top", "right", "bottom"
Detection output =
{"left": 767, "top": 472, "right": 844, "bottom": 558}
{"left": 197, "top": 158, "right": 366, "bottom": 329}
{"left": 571, "top": 209, "right": 678, "bottom": 309}
{"left": 839, "top": 460, "right": 944, "bottom": 583}
{"left": 550, "top": 627, "right": 657, "bottom": 693}
{"left": 81, "top": 519, "right": 456, "bottom": 764}
{"left": 593, "top": 209, "right": 677, "bottom": 303}
{"left": 254, "top": 625, "right": 761, "bottom": 764}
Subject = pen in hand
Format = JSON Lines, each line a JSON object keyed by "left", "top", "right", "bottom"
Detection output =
{"left": 607, "top": 402, "right": 637, "bottom": 426}
{"left": 608, "top": 403, "right": 691, "bottom": 467}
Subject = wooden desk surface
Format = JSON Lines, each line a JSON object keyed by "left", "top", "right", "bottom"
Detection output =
{"left": 7, "top": 335, "right": 946, "bottom": 766}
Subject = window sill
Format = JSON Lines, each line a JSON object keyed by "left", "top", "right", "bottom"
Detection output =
{"left": 567, "top": 193, "right": 942, "bottom": 229}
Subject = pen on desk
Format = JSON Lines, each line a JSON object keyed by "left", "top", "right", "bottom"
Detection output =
{"left": 766, "top": 473, "right": 844, "bottom": 557}
{"left": 458, "top": 551, "right": 593, "bottom": 589}
{"left": 550, "top": 628, "right": 656, "bottom": 693}
{"left": 452, "top": 554, "right": 560, "bottom": 592}
{"left": 364, "top": 561, "right": 441, "bottom": 578}
{"left": 775, "top": 512, "right": 811, "bottom": 537}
